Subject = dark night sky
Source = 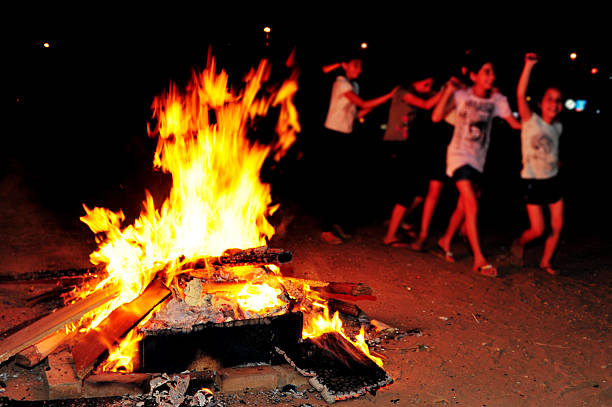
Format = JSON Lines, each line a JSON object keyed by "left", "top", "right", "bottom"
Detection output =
{"left": 5, "top": 18, "right": 611, "bottom": 231}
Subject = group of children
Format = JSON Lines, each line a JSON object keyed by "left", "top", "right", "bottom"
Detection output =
{"left": 320, "top": 50, "right": 565, "bottom": 278}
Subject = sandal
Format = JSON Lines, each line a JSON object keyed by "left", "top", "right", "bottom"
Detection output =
{"left": 431, "top": 244, "right": 455, "bottom": 263}
{"left": 474, "top": 264, "right": 498, "bottom": 277}
{"left": 539, "top": 265, "right": 560, "bottom": 276}
{"left": 409, "top": 240, "right": 425, "bottom": 252}
{"left": 321, "top": 231, "right": 343, "bottom": 245}
{"left": 384, "top": 239, "right": 410, "bottom": 248}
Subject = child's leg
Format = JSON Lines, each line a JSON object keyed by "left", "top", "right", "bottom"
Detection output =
{"left": 510, "top": 204, "right": 544, "bottom": 265}
{"left": 540, "top": 199, "right": 564, "bottom": 269}
{"left": 415, "top": 180, "right": 443, "bottom": 247}
{"left": 438, "top": 194, "right": 464, "bottom": 253}
{"left": 519, "top": 204, "right": 546, "bottom": 246}
{"left": 384, "top": 203, "right": 407, "bottom": 244}
{"left": 455, "top": 179, "right": 487, "bottom": 268}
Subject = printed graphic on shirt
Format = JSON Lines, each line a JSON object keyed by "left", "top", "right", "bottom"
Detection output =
{"left": 457, "top": 99, "right": 495, "bottom": 149}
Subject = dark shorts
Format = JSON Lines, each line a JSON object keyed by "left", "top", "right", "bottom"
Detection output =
{"left": 451, "top": 165, "right": 482, "bottom": 185}
{"left": 523, "top": 176, "right": 563, "bottom": 205}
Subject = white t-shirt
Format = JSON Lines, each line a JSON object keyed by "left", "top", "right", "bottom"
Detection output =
{"left": 446, "top": 88, "right": 512, "bottom": 176}
{"left": 520, "top": 113, "right": 562, "bottom": 179}
{"left": 324, "top": 76, "right": 359, "bottom": 134}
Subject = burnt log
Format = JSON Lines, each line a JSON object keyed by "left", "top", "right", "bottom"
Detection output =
{"left": 72, "top": 277, "right": 171, "bottom": 379}
{"left": 313, "top": 282, "right": 373, "bottom": 297}
{"left": 182, "top": 246, "right": 292, "bottom": 271}
{"left": 276, "top": 332, "right": 393, "bottom": 404}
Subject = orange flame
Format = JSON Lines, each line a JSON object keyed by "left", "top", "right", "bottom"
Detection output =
{"left": 302, "top": 306, "right": 383, "bottom": 368}
{"left": 75, "top": 54, "right": 299, "bottom": 369}
{"left": 74, "top": 52, "right": 380, "bottom": 374}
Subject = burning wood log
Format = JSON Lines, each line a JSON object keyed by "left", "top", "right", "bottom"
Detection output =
{"left": 72, "top": 277, "right": 171, "bottom": 379}
{"left": 181, "top": 246, "right": 292, "bottom": 272}
{"left": 0, "top": 284, "right": 121, "bottom": 365}
{"left": 313, "top": 282, "right": 373, "bottom": 297}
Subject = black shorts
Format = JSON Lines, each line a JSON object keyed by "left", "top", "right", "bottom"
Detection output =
{"left": 451, "top": 164, "right": 482, "bottom": 185}
{"left": 523, "top": 176, "right": 563, "bottom": 205}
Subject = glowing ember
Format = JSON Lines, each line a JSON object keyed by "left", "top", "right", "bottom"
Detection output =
{"left": 232, "top": 282, "right": 284, "bottom": 313}
{"left": 303, "top": 306, "right": 383, "bottom": 368}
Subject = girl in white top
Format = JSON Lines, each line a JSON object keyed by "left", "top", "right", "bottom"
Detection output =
{"left": 432, "top": 58, "right": 521, "bottom": 277}
{"left": 511, "top": 53, "right": 564, "bottom": 275}
{"left": 318, "top": 58, "right": 397, "bottom": 245}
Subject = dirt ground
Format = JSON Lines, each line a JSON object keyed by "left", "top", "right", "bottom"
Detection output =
{"left": 0, "top": 158, "right": 610, "bottom": 407}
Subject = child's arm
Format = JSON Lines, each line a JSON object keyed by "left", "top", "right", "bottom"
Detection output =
{"left": 322, "top": 62, "right": 341, "bottom": 74}
{"left": 517, "top": 53, "right": 540, "bottom": 122}
{"left": 402, "top": 90, "right": 443, "bottom": 110}
{"left": 343, "top": 86, "right": 398, "bottom": 110}
{"left": 502, "top": 113, "right": 522, "bottom": 130}
{"left": 431, "top": 80, "right": 458, "bottom": 122}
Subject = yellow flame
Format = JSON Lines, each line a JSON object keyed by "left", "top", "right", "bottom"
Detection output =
{"left": 233, "top": 282, "right": 284, "bottom": 313}
{"left": 75, "top": 54, "right": 299, "bottom": 371}
{"left": 302, "top": 305, "right": 383, "bottom": 368}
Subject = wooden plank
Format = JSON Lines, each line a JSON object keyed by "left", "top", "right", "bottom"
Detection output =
{"left": 15, "top": 329, "right": 74, "bottom": 368}
{"left": 72, "top": 278, "right": 171, "bottom": 379}
{"left": 0, "top": 285, "right": 121, "bottom": 364}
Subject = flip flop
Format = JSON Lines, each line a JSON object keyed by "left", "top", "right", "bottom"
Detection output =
{"left": 431, "top": 245, "right": 455, "bottom": 263}
{"left": 474, "top": 264, "right": 498, "bottom": 277}
{"left": 539, "top": 265, "right": 560, "bottom": 276}
{"left": 409, "top": 240, "right": 425, "bottom": 252}
{"left": 384, "top": 239, "right": 410, "bottom": 248}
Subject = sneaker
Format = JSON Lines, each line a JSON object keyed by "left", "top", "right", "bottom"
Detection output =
{"left": 321, "top": 231, "right": 343, "bottom": 245}
{"left": 332, "top": 224, "right": 353, "bottom": 240}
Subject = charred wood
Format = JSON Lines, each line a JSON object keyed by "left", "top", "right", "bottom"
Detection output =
{"left": 276, "top": 332, "right": 392, "bottom": 404}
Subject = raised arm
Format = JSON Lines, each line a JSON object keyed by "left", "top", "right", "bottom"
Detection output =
{"left": 517, "top": 53, "right": 540, "bottom": 122}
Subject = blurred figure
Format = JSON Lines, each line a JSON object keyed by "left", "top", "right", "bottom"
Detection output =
{"left": 318, "top": 53, "right": 396, "bottom": 245}
{"left": 510, "top": 53, "right": 564, "bottom": 275}
{"left": 432, "top": 53, "right": 521, "bottom": 276}
{"left": 381, "top": 69, "right": 442, "bottom": 247}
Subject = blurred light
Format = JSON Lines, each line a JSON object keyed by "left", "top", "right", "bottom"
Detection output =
{"left": 591, "top": 67, "right": 599, "bottom": 74}
{"left": 569, "top": 52, "right": 577, "bottom": 60}
{"left": 360, "top": 42, "right": 368, "bottom": 49}
{"left": 565, "top": 99, "right": 576, "bottom": 110}
{"left": 575, "top": 100, "right": 587, "bottom": 112}
{"left": 263, "top": 26, "right": 271, "bottom": 33}
{"left": 526, "top": 96, "right": 532, "bottom": 102}
{"left": 43, "top": 42, "right": 50, "bottom": 48}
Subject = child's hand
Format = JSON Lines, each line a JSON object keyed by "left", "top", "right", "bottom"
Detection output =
{"left": 447, "top": 76, "right": 464, "bottom": 90}
{"left": 525, "top": 53, "right": 540, "bottom": 65}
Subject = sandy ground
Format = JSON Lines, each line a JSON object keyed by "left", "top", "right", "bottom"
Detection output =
{"left": 0, "top": 158, "right": 610, "bottom": 407}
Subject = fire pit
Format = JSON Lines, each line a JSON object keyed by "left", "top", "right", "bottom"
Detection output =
{"left": 0, "top": 53, "right": 394, "bottom": 404}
